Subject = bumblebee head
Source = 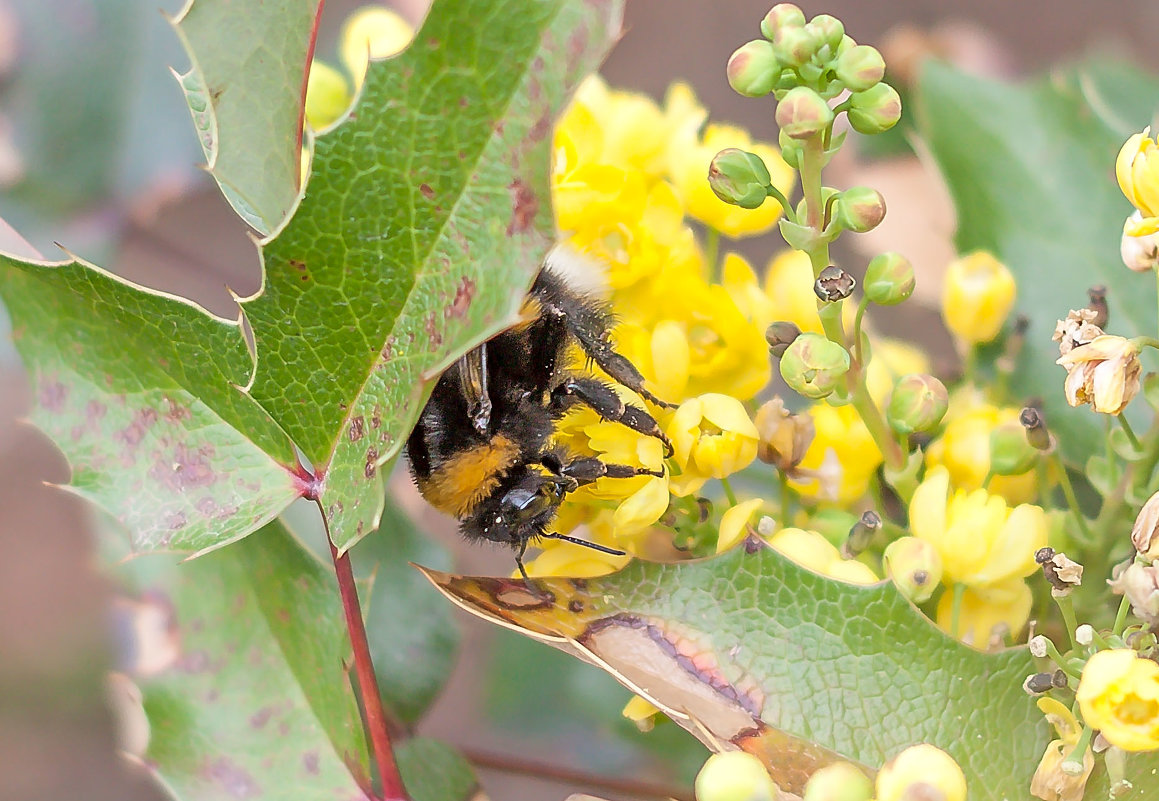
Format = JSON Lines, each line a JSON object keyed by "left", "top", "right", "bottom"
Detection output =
{"left": 476, "top": 470, "right": 575, "bottom": 547}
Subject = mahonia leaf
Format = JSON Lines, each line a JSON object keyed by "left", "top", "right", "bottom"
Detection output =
{"left": 244, "top": 0, "right": 623, "bottom": 551}
{"left": 914, "top": 59, "right": 1159, "bottom": 465}
{"left": 116, "top": 520, "right": 372, "bottom": 798}
{"left": 423, "top": 541, "right": 1046, "bottom": 799}
{"left": 171, "top": 0, "right": 322, "bottom": 233}
{"left": 0, "top": 0, "right": 623, "bottom": 556}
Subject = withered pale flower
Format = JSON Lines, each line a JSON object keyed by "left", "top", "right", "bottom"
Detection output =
{"left": 1051, "top": 308, "right": 1104, "bottom": 358}
{"left": 1056, "top": 335, "right": 1141, "bottom": 415}
{"left": 1131, "top": 490, "right": 1159, "bottom": 562}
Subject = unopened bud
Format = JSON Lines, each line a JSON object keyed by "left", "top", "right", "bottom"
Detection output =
{"left": 1131, "top": 490, "right": 1159, "bottom": 562}
{"left": 864, "top": 252, "right": 914, "bottom": 305}
{"left": 843, "top": 511, "right": 881, "bottom": 558}
{"left": 780, "top": 333, "right": 850, "bottom": 399}
{"left": 805, "top": 14, "right": 845, "bottom": 53}
{"left": 708, "top": 148, "right": 772, "bottom": 209}
{"left": 882, "top": 536, "right": 942, "bottom": 603}
{"left": 847, "top": 82, "right": 902, "bottom": 135}
{"left": 1109, "top": 561, "right": 1159, "bottom": 626}
{"left": 754, "top": 396, "right": 815, "bottom": 471}
{"left": 989, "top": 421, "right": 1038, "bottom": 476}
{"left": 695, "top": 751, "right": 777, "bottom": 801}
{"left": 1023, "top": 672, "right": 1056, "bottom": 695}
{"left": 766, "top": 320, "right": 802, "bottom": 356}
{"left": 886, "top": 373, "right": 948, "bottom": 435}
{"left": 802, "top": 760, "right": 873, "bottom": 801}
{"left": 1020, "top": 407, "right": 1052, "bottom": 452}
{"left": 761, "top": 3, "right": 806, "bottom": 42}
{"left": 835, "top": 186, "right": 886, "bottom": 233}
{"left": 1121, "top": 214, "right": 1159, "bottom": 272}
{"left": 776, "top": 86, "right": 834, "bottom": 139}
{"left": 777, "top": 131, "right": 803, "bottom": 169}
{"left": 834, "top": 44, "right": 885, "bottom": 92}
{"left": 728, "top": 40, "right": 781, "bottom": 97}
{"left": 1087, "top": 285, "right": 1109, "bottom": 328}
{"left": 876, "top": 745, "right": 966, "bottom": 801}
{"left": 814, "top": 265, "right": 856, "bottom": 302}
{"left": 772, "top": 23, "right": 819, "bottom": 68}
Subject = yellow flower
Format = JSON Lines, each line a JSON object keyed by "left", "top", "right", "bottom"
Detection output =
{"left": 569, "top": 77, "right": 707, "bottom": 180}
{"left": 551, "top": 387, "right": 669, "bottom": 538}
{"left": 304, "top": 60, "right": 351, "bottom": 130}
{"left": 910, "top": 465, "right": 1047, "bottom": 587}
{"left": 1077, "top": 649, "right": 1159, "bottom": 751}
{"left": 717, "top": 498, "right": 765, "bottom": 553}
{"left": 1117, "top": 128, "right": 1159, "bottom": 235}
{"left": 767, "top": 527, "right": 878, "bottom": 585}
{"left": 935, "top": 578, "right": 1032, "bottom": 646}
{"left": 875, "top": 744, "right": 967, "bottom": 801}
{"left": 925, "top": 397, "right": 1037, "bottom": 505}
{"left": 614, "top": 271, "right": 771, "bottom": 403}
{"left": 1057, "top": 334, "right": 1142, "bottom": 415}
{"left": 668, "top": 123, "right": 793, "bottom": 238}
{"left": 520, "top": 537, "right": 629, "bottom": 578}
{"left": 941, "top": 251, "right": 1016, "bottom": 345}
{"left": 340, "top": 6, "right": 414, "bottom": 89}
{"left": 621, "top": 695, "right": 663, "bottom": 733}
{"left": 789, "top": 403, "right": 883, "bottom": 505}
{"left": 666, "top": 394, "right": 758, "bottom": 496}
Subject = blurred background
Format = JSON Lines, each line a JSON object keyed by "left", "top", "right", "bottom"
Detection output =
{"left": 2, "top": 1, "right": 1159, "bottom": 799}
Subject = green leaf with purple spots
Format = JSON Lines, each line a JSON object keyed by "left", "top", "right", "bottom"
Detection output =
{"left": 0, "top": 256, "right": 301, "bottom": 556}
{"left": 171, "top": 0, "right": 323, "bottom": 234}
{"left": 0, "top": 0, "right": 623, "bottom": 557}
{"left": 244, "top": 0, "right": 624, "bottom": 551}
{"left": 426, "top": 542, "right": 1055, "bottom": 799}
{"left": 119, "top": 520, "right": 372, "bottom": 798}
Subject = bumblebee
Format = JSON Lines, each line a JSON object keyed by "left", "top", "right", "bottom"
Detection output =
{"left": 406, "top": 263, "right": 672, "bottom": 579}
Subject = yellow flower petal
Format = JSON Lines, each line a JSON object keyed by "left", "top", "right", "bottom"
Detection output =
{"left": 717, "top": 498, "right": 765, "bottom": 553}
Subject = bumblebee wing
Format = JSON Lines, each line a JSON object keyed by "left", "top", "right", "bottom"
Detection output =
{"left": 457, "top": 344, "right": 492, "bottom": 434}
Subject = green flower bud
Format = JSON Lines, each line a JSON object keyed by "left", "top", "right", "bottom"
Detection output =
{"left": 772, "top": 23, "right": 819, "bottom": 68}
{"left": 708, "top": 148, "right": 772, "bottom": 209}
{"left": 777, "top": 129, "right": 803, "bottom": 169}
{"left": 695, "top": 751, "right": 777, "bottom": 801}
{"left": 806, "top": 14, "right": 845, "bottom": 53}
{"left": 728, "top": 40, "right": 780, "bottom": 97}
{"left": 761, "top": 3, "right": 806, "bottom": 42}
{"left": 777, "top": 86, "right": 834, "bottom": 140}
{"left": 780, "top": 333, "right": 850, "bottom": 399}
{"left": 847, "top": 82, "right": 902, "bottom": 134}
{"left": 803, "top": 761, "right": 873, "bottom": 801}
{"left": 988, "top": 421, "right": 1038, "bottom": 476}
{"left": 765, "top": 320, "right": 802, "bottom": 356}
{"left": 863, "top": 252, "right": 915, "bottom": 305}
{"left": 886, "top": 373, "right": 948, "bottom": 435}
{"left": 834, "top": 186, "right": 886, "bottom": 233}
{"left": 834, "top": 44, "right": 885, "bottom": 92}
{"left": 882, "top": 536, "right": 943, "bottom": 603}
{"left": 835, "top": 34, "right": 857, "bottom": 56}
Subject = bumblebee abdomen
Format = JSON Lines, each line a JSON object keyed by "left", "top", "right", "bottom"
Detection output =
{"left": 414, "top": 433, "right": 523, "bottom": 518}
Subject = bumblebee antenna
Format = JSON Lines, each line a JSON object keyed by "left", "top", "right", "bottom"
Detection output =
{"left": 539, "top": 532, "right": 626, "bottom": 557}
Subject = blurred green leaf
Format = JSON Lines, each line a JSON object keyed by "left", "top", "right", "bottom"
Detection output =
{"left": 285, "top": 489, "right": 461, "bottom": 725}
{"left": 396, "top": 738, "right": 480, "bottom": 801}
{"left": 121, "top": 520, "right": 371, "bottom": 798}
{"left": 428, "top": 544, "right": 1046, "bottom": 798}
{"left": 362, "top": 496, "right": 459, "bottom": 724}
{"left": 914, "top": 59, "right": 1159, "bottom": 465}
{"left": 171, "top": 0, "right": 322, "bottom": 233}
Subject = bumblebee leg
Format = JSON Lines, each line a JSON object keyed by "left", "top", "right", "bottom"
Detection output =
{"left": 552, "top": 376, "right": 673, "bottom": 455}
{"left": 515, "top": 539, "right": 531, "bottom": 582}
{"left": 532, "top": 271, "right": 674, "bottom": 408}
{"left": 552, "top": 455, "right": 664, "bottom": 487}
